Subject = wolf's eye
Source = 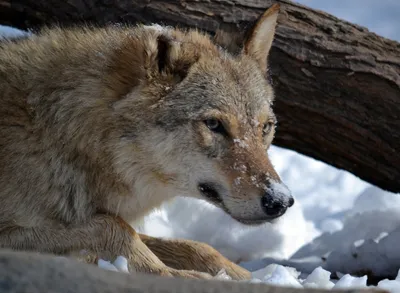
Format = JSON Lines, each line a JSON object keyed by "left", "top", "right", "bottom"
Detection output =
{"left": 204, "top": 119, "right": 226, "bottom": 135}
{"left": 263, "top": 122, "right": 274, "bottom": 136}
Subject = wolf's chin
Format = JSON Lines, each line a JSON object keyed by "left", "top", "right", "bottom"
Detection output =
{"left": 230, "top": 216, "right": 279, "bottom": 226}
{"left": 197, "top": 182, "right": 283, "bottom": 226}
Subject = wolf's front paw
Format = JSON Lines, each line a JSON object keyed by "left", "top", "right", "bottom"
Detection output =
{"left": 185, "top": 242, "right": 252, "bottom": 281}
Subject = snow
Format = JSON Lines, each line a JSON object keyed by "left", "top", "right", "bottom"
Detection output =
{"left": 379, "top": 271, "right": 400, "bottom": 293}
{"left": 93, "top": 145, "right": 400, "bottom": 292}
{"left": 260, "top": 265, "right": 303, "bottom": 288}
{"left": 112, "top": 256, "right": 130, "bottom": 273}
{"left": 303, "top": 267, "right": 334, "bottom": 289}
{"left": 0, "top": 25, "right": 29, "bottom": 39}
{"left": 2, "top": 17, "right": 400, "bottom": 292}
{"left": 98, "top": 259, "right": 120, "bottom": 272}
{"left": 333, "top": 274, "right": 368, "bottom": 289}
{"left": 130, "top": 146, "right": 400, "bottom": 292}
{"left": 137, "top": 195, "right": 319, "bottom": 262}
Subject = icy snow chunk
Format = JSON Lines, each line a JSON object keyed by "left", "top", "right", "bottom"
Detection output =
{"left": 252, "top": 264, "right": 300, "bottom": 283}
{"left": 292, "top": 207, "right": 400, "bottom": 266}
{"left": 325, "top": 225, "right": 400, "bottom": 279}
{"left": 285, "top": 266, "right": 302, "bottom": 280}
{"left": 378, "top": 269, "right": 400, "bottom": 293}
{"left": 378, "top": 279, "right": 400, "bottom": 293}
{"left": 98, "top": 259, "right": 119, "bottom": 272}
{"left": 252, "top": 264, "right": 279, "bottom": 280}
{"left": 333, "top": 274, "right": 368, "bottom": 289}
{"left": 214, "top": 269, "right": 232, "bottom": 281}
{"left": 113, "top": 256, "right": 129, "bottom": 273}
{"left": 262, "top": 265, "right": 302, "bottom": 288}
{"left": 302, "top": 266, "right": 334, "bottom": 289}
{"left": 98, "top": 256, "right": 130, "bottom": 273}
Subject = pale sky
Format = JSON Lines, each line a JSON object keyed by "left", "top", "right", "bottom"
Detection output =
{"left": 294, "top": 0, "right": 400, "bottom": 41}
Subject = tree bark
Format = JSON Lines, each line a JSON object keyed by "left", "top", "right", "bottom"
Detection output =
{"left": 1, "top": 0, "right": 399, "bottom": 193}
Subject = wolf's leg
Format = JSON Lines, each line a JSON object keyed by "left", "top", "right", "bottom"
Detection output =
{"left": 139, "top": 234, "right": 252, "bottom": 280}
{"left": 0, "top": 215, "right": 212, "bottom": 279}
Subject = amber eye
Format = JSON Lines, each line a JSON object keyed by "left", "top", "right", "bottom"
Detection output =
{"left": 204, "top": 119, "right": 227, "bottom": 135}
{"left": 263, "top": 122, "right": 274, "bottom": 136}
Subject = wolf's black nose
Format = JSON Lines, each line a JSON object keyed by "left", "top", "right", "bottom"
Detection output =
{"left": 261, "top": 194, "right": 288, "bottom": 218}
{"left": 288, "top": 197, "right": 295, "bottom": 207}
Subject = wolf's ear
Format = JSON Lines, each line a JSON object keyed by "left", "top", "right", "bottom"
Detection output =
{"left": 243, "top": 4, "right": 279, "bottom": 73}
{"left": 154, "top": 34, "right": 179, "bottom": 74}
{"left": 154, "top": 34, "right": 194, "bottom": 80}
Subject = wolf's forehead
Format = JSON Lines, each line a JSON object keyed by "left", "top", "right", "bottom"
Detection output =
{"left": 208, "top": 60, "right": 273, "bottom": 114}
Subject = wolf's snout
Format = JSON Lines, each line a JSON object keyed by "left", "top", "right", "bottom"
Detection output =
{"left": 261, "top": 181, "right": 294, "bottom": 218}
{"left": 261, "top": 194, "right": 294, "bottom": 218}
{"left": 288, "top": 197, "right": 295, "bottom": 207}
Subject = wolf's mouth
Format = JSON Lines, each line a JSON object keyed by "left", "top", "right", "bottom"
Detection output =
{"left": 234, "top": 217, "right": 278, "bottom": 226}
{"left": 198, "top": 182, "right": 223, "bottom": 205}
{"left": 198, "top": 182, "right": 281, "bottom": 226}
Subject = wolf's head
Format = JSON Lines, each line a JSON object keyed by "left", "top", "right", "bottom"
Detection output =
{"left": 111, "top": 4, "right": 294, "bottom": 225}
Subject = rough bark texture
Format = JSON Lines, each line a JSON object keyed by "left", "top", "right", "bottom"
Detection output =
{"left": 0, "top": 0, "right": 399, "bottom": 193}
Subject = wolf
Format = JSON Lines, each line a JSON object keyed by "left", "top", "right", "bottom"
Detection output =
{"left": 0, "top": 3, "right": 294, "bottom": 280}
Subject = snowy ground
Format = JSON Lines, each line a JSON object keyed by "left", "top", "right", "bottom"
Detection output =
{"left": 132, "top": 145, "right": 400, "bottom": 291}
{"left": 97, "top": 145, "right": 400, "bottom": 292}
{"left": 1, "top": 2, "right": 400, "bottom": 291}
